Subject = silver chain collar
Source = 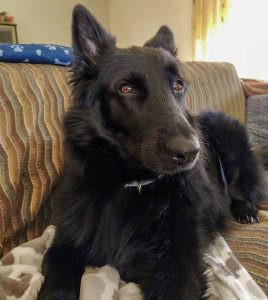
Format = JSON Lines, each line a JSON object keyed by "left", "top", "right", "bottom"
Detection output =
{"left": 124, "top": 175, "right": 163, "bottom": 193}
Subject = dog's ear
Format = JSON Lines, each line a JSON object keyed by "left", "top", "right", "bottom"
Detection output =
{"left": 72, "top": 5, "right": 115, "bottom": 63}
{"left": 144, "top": 26, "right": 177, "bottom": 56}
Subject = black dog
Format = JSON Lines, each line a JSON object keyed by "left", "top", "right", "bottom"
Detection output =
{"left": 38, "top": 5, "right": 266, "bottom": 300}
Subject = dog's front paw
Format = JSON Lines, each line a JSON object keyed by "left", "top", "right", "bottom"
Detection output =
{"left": 230, "top": 198, "right": 259, "bottom": 224}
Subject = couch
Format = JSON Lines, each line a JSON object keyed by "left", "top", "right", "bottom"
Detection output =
{"left": 0, "top": 61, "right": 267, "bottom": 294}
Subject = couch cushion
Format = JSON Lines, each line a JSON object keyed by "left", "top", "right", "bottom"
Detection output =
{"left": 181, "top": 62, "right": 246, "bottom": 123}
{"left": 224, "top": 199, "right": 268, "bottom": 295}
{"left": 246, "top": 94, "right": 268, "bottom": 146}
{"left": 0, "top": 199, "right": 52, "bottom": 257}
{"left": 0, "top": 63, "right": 71, "bottom": 248}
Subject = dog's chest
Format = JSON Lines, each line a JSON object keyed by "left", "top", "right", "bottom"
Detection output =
{"left": 88, "top": 182, "right": 200, "bottom": 270}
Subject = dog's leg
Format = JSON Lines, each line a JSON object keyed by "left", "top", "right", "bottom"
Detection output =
{"left": 199, "top": 111, "right": 266, "bottom": 224}
{"left": 38, "top": 244, "right": 83, "bottom": 300}
{"left": 123, "top": 245, "right": 206, "bottom": 300}
{"left": 140, "top": 269, "right": 205, "bottom": 300}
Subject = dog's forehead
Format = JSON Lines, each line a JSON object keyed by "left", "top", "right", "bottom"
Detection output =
{"left": 101, "top": 46, "right": 179, "bottom": 76}
{"left": 127, "top": 46, "right": 176, "bottom": 63}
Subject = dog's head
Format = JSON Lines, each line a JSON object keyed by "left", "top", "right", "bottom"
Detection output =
{"left": 70, "top": 5, "right": 201, "bottom": 175}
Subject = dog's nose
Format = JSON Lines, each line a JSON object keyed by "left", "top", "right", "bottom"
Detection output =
{"left": 166, "top": 135, "right": 200, "bottom": 165}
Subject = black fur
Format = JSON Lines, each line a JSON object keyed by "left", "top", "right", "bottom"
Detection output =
{"left": 38, "top": 5, "right": 266, "bottom": 300}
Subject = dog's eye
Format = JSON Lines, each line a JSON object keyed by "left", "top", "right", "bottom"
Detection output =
{"left": 172, "top": 80, "right": 184, "bottom": 93}
{"left": 119, "top": 84, "right": 133, "bottom": 94}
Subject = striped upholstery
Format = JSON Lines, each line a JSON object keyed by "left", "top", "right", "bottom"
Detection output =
{"left": 0, "top": 61, "right": 267, "bottom": 293}
{"left": 0, "top": 63, "right": 71, "bottom": 255}
{"left": 223, "top": 203, "right": 268, "bottom": 294}
{"left": 182, "top": 61, "right": 246, "bottom": 123}
{"left": 2, "top": 198, "right": 52, "bottom": 256}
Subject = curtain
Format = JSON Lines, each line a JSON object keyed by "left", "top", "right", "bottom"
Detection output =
{"left": 192, "top": 0, "right": 230, "bottom": 60}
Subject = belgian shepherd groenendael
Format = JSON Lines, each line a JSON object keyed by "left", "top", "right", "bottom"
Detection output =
{"left": 38, "top": 5, "right": 266, "bottom": 300}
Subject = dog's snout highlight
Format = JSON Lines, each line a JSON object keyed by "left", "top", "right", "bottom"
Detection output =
{"left": 166, "top": 135, "right": 200, "bottom": 165}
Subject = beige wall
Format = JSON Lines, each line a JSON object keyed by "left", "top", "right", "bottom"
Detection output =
{"left": 0, "top": 0, "right": 192, "bottom": 60}
{"left": 108, "top": 0, "right": 193, "bottom": 61}
{"left": 0, "top": 0, "right": 109, "bottom": 46}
